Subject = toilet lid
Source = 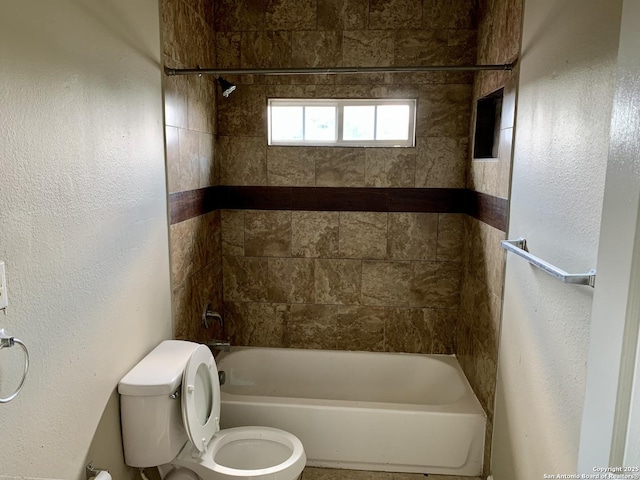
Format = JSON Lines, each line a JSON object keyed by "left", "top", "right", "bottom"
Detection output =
{"left": 181, "top": 344, "right": 221, "bottom": 454}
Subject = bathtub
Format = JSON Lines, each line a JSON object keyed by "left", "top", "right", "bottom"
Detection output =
{"left": 215, "top": 347, "right": 486, "bottom": 476}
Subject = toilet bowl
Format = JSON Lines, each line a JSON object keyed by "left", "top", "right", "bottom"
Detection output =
{"left": 118, "top": 341, "right": 306, "bottom": 480}
{"left": 173, "top": 426, "right": 306, "bottom": 480}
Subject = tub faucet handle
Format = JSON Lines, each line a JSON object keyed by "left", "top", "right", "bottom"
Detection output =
{"left": 202, "top": 303, "right": 223, "bottom": 330}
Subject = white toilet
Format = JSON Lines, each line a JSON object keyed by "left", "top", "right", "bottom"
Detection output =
{"left": 118, "top": 340, "right": 306, "bottom": 480}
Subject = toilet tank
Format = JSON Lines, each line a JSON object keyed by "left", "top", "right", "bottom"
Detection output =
{"left": 118, "top": 340, "right": 200, "bottom": 468}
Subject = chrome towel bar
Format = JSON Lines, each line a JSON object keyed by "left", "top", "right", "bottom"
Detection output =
{"left": 501, "top": 238, "right": 597, "bottom": 288}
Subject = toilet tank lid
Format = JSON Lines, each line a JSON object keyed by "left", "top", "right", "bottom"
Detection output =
{"left": 118, "top": 340, "right": 201, "bottom": 396}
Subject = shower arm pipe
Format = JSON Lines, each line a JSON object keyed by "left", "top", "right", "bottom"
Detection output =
{"left": 165, "top": 62, "right": 516, "bottom": 76}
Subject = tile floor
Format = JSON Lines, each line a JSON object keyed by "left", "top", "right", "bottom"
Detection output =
{"left": 142, "top": 465, "right": 482, "bottom": 480}
{"left": 301, "top": 467, "right": 482, "bottom": 480}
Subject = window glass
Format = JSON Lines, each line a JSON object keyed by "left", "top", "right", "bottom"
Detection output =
{"left": 271, "top": 106, "right": 303, "bottom": 141}
{"left": 376, "top": 105, "right": 410, "bottom": 140}
{"left": 343, "top": 105, "right": 375, "bottom": 141}
{"left": 305, "top": 106, "right": 336, "bottom": 141}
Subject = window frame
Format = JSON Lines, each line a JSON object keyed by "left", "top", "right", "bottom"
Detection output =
{"left": 268, "top": 98, "right": 417, "bottom": 148}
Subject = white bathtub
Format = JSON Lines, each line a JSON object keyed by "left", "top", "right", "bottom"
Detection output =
{"left": 215, "top": 347, "right": 486, "bottom": 476}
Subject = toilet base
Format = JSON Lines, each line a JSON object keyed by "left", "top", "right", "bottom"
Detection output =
{"left": 158, "top": 466, "right": 303, "bottom": 480}
{"left": 164, "top": 467, "right": 200, "bottom": 480}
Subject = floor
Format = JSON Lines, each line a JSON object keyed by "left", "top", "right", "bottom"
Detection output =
{"left": 142, "top": 466, "right": 482, "bottom": 480}
{"left": 301, "top": 467, "right": 482, "bottom": 480}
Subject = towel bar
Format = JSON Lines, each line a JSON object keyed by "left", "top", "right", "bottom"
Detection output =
{"left": 501, "top": 238, "right": 596, "bottom": 288}
{"left": 0, "top": 328, "right": 29, "bottom": 403}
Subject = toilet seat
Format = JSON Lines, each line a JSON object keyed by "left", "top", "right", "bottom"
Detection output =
{"left": 182, "top": 345, "right": 221, "bottom": 453}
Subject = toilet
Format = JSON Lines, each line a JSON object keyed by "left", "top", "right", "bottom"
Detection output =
{"left": 118, "top": 340, "right": 306, "bottom": 480}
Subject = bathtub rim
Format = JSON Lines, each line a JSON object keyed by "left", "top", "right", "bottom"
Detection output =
{"left": 215, "top": 346, "right": 486, "bottom": 416}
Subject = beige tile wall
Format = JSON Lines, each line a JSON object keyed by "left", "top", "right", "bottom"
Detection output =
{"left": 215, "top": 83, "right": 474, "bottom": 188}
{"left": 215, "top": 0, "right": 477, "bottom": 354}
{"left": 214, "top": 0, "right": 478, "bottom": 190}
{"left": 457, "top": 216, "right": 507, "bottom": 473}
{"left": 162, "top": 0, "right": 223, "bottom": 342}
{"left": 221, "top": 209, "right": 464, "bottom": 353}
{"left": 458, "top": 0, "right": 523, "bottom": 474}
{"left": 171, "top": 210, "right": 223, "bottom": 343}
{"left": 163, "top": 0, "right": 219, "bottom": 193}
{"left": 468, "top": 0, "right": 523, "bottom": 198}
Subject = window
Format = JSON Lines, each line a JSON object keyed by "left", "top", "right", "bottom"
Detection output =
{"left": 268, "top": 99, "right": 416, "bottom": 147}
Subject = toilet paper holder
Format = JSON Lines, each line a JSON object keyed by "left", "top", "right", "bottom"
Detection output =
{"left": 86, "top": 462, "right": 111, "bottom": 480}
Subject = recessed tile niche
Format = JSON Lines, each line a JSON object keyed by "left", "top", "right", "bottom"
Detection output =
{"left": 473, "top": 88, "right": 504, "bottom": 159}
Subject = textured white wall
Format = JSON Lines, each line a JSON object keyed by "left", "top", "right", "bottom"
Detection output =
{"left": 0, "top": 1, "right": 172, "bottom": 479}
{"left": 492, "top": 0, "right": 622, "bottom": 478}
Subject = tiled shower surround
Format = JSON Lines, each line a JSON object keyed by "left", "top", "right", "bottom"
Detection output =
{"left": 162, "top": 0, "right": 523, "bottom": 475}
{"left": 212, "top": 0, "right": 478, "bottom": 353}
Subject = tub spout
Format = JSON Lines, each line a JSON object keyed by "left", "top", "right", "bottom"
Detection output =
{"left": 208, "top": 339, "right": 231, "bottom": 352}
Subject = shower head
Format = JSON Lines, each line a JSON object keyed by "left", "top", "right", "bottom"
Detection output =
{"left": 216, "top": 76, "right": 236, "bottom": 97}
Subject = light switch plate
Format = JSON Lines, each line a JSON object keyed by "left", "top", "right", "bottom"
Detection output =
{"left": 0, "top": 262, "right": 7, "bottom": 309}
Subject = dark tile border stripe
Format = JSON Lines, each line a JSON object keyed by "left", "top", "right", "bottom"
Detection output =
{"left": 464, "top": 190, "right": 508, "bottom": 231}
{"left": 169, "top": 187, "right": 218, "bottom": 225}
{"left": 169, "top": 186, "right": 507, "bottom": 231}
